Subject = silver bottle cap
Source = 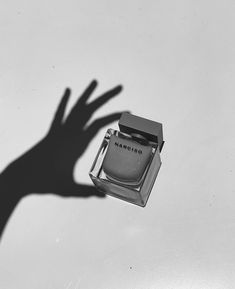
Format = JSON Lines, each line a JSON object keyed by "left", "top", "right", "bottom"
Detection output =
{"left": 118, "top": 112, "right": 164, "bottom": 151}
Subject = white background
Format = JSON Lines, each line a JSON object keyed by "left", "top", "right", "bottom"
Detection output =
{"left": 0, "top": 0, "right": 235, "bottom": 288}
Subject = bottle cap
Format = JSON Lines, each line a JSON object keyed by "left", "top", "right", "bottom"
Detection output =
{"left": 118, "top": 112, "right": 164, "bottom": 152}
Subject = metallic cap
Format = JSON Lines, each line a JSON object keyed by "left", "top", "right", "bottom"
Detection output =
{"left": 118, "top": 112, "right": 164, "bottom": 152}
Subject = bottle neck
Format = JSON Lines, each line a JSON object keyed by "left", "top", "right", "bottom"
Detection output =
{"left": 130, "top": 133, "right": 149, "bottom": 145}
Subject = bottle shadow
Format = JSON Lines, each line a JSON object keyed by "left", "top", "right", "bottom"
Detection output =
{"left": 0, "top": 80, "right": 124, "bottom": 239}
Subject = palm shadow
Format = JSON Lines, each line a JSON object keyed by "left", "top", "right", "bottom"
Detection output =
{"left": 0, "top": 80, "right": 124, "bottom": 239}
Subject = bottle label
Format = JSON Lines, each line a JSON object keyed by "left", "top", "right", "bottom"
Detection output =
{"left": 102, "top": 135, "right": 152, "bottom": 185}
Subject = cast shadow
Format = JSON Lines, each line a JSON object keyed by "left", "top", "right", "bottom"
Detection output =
{"left": 0, "top": 80, "right": 124, "bottom": 239}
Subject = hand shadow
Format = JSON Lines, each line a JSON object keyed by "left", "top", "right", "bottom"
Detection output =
{"left": 0, "top": 80, "right": 125, "bottom": 239}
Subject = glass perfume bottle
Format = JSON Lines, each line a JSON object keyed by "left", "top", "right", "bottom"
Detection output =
{"left": 89, "top": 112, "right": 164, "bottom": 207}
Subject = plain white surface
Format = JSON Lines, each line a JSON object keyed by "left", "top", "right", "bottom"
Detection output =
{"left": 0, "top": 1, "right": 235, "bottom": 288}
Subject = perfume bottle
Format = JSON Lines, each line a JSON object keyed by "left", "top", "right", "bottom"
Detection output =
{"left": 89, "top": 112, "right": 164, "bottom": 207}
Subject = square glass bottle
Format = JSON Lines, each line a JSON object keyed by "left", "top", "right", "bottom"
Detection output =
{"left": 89, "top": 112, "right": 164, "bottom": 207}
